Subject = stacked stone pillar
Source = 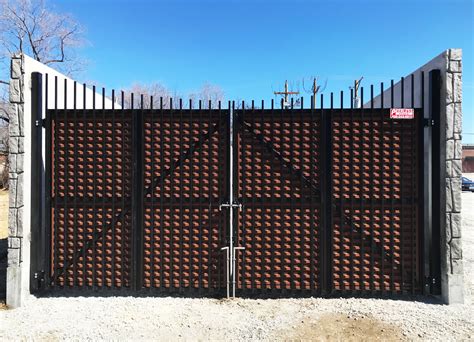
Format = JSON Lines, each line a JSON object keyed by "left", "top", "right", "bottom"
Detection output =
{"left": 7, "top": 54, "right": 25, "bottom": 308}
{"left": 443, "top": 49, "right": 463, "bottom": 303}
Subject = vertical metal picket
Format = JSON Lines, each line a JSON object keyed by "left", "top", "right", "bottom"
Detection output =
{"left": 320, "top": 93, "right": 332, "bottom": 295}
{"left": 131, "top": 95, "right": 144, "bottom": 291}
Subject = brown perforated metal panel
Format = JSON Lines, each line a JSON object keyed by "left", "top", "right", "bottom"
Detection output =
{"left": 236, "top": 109, "right": 321, "bottom": 292}
{"left": 331, "top": 109, "right": 421, "bottom": 294}
{"left": 47, "top": 106, "right": 421, "bottom": 296}
{"left": 142, "top": 110, "right": 227, "bottom": 291}
{"left": 51, "top": 111, "right": 133, "bottom": 288}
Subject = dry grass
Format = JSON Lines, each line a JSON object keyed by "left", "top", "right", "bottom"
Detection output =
{"left": 0, "top": 189, "right": 8, "bottom": 239}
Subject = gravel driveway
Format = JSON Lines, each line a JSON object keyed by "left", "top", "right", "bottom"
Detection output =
{"left": 1, "top": 193, "right": 473, "bottom": 341}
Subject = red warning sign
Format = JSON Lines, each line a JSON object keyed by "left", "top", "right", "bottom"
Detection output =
{"left": 390, "top": 108, "right": 415, "bottom": 119}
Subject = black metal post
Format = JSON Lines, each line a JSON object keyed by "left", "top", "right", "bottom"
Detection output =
{"left": 44, "top": 74, "right": 52, "bottom": 287}
{"left": 30, "top": 72, "right": 45, "bottom": 292}
{"left": 429, "top": 69, "right": 442, "bottom": 295}
{"left": 131, "top": 105, "right": 144, "bottom": 291}
{"left": 420, "top": 70, "right": 435, "bottom": 295}
{"left": 320, "top": 96, "right": 333, "bottom": 295}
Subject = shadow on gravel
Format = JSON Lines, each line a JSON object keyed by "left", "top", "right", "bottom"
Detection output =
{"left": 34, "top": 286, "right": 444, "bottom": 305}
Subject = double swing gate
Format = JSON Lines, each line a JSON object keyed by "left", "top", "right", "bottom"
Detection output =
{"left": 30, "top": 71, "right": 443, "bottom": 298}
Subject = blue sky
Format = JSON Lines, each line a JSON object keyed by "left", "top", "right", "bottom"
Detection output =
{"left": 55, "top": 0, "right": 473, "bottom": 142}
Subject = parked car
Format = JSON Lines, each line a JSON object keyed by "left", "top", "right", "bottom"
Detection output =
{"left": 462, "top": 176, "right": 474, "bottom": 192}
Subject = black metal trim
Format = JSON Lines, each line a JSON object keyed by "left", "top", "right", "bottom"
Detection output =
{"left": 429, "top": 69, "right": 442, "bottom": 295}
{"left": 421, "top": 71, "right": 434, "bottom": 294}
{"left": 320, "top": 96, "right": 332, "bottom": 294}
{"left": 44, "top": 74, "right": 52, "bottom": 288}
{"left": 30, "top": 72, "right": 44, "bottom": 292}
{"left": 131, "top": 106, "right": 144, "bottom": 290}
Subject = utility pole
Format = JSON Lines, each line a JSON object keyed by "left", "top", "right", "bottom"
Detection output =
{"left": 302, "top": 77, "right": 327, "bottom": 108}
{"left": 352, "top": 77, "right": 363, "bottom": 108}
{"left": 311, "top": 78, "right": 317, "bottom": 108}
{"left": 274, "top": 80, "right": 299, "bottom": 108}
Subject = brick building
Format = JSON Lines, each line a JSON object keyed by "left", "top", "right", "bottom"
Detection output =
{"left": 463, "top": 144, "right": 474, "bottom": 173}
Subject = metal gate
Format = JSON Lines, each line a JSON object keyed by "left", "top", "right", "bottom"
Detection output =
{"left": 30, "top": 71, "right": 441, "bottom": 297}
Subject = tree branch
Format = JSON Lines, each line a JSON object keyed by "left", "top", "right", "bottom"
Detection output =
{"left": 44, "top": 29, "right": 76, "bottom": 64}
{"left": 0, "top": 0, "right": 86, "bottom": 76}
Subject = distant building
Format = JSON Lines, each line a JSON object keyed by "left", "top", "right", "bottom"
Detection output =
{"left": 462, "top": 144, "right": 474, "bottom": 173}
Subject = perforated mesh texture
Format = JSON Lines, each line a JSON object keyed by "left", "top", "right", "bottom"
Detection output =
{"left": 49, "top": 107, "right": 421, "bottom": 295}
{"left": 52, "top": 112, "right": 133, "bottom": 288}
{"left": 142, "top": 111, "right": 227, "bottom": 290}
{"left": 331, "top": 110, "right": 420, "bottom": 293}
{"left": 236, "top": 110, "right": 321, "bottom": 291}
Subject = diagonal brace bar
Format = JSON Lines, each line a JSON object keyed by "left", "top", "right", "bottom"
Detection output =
{"left": 236, "top": 113, "right": 319, "bottom": 195}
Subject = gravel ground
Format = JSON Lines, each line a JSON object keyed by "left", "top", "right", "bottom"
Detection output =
{"left": 1, "top": 192, "right": 473, "bottom": 341}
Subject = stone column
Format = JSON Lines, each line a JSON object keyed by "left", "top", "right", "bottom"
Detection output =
{"left": 6, "top": 54, "right": 25, "bottom": 308}
{"left": 442, "top": 49, "right": 463, "bottom": 304}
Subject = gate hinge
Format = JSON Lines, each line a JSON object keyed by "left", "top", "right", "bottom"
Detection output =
{"left": 423, "top": 118, "right": 435, "bottom": 127}
{"left": 424, "top": 276, "right": 436, "bottom": 287}
{"left": 34, "top": 270, "right": 46, "bottom": 286}
{"left": 35, "top": 119, "right": 47, "bottom": 127}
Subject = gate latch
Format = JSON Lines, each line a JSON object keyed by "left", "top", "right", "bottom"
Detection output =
{"left": 219, "top": 202, "right": 242, "bottom": 211}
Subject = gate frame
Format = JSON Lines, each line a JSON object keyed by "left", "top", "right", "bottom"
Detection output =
{"left": 32, "top": 96, "right": 430, "bottom": 297}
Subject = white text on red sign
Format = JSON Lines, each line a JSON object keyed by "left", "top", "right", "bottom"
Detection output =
{"left": 390, "top": 108, "right": 415, "bottom": 119}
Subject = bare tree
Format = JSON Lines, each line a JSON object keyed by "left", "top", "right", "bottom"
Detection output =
{"left": 121, "top": 82, "right": 225, "bottom": 110}
{"left": 0, "top": 0, "right": 86, "bottom": 120}
{"left": 120, "top": 83, "right": 176, "bottom": 109}
{"left": 233, "top": 98, "right": 261, "bottom": 110}
{"left": 189, "top": 83, "right": 224, "bottom": 109}
{"left": 0, "top": 0, "right": 86, "bottom": 189}
{"left": 0, "top": 0, "right": 86, "bottom": 72}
